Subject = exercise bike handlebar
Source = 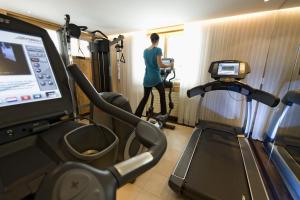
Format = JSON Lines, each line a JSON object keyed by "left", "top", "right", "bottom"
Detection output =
{"left": 67, "top": 64, "right": 167, "bottom": 184}
{"left": 161, "top": 67, "right": 175, "bottom": 87}
{"left": 34, "top": 64, "right": 167, "bottom": 200}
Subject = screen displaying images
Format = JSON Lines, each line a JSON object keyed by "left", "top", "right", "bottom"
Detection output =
{"left": 217, "top": 62, "right": 239, "bottom": 76}
{"left": 0, "top": 30, "right": 62, "bottom": 108}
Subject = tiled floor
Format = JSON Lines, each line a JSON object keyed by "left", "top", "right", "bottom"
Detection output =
{"left": 117, "top": 124, "right": 193, "bottom": 200}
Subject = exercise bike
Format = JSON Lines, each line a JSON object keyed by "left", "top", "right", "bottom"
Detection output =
{"left": 145, "top": 58, "right": 176, "bottom": 129}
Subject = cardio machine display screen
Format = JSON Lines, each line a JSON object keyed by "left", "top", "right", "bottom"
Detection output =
{"left": 162, "top": 58, "right": 173, "bottom": 65}
{"left": 0, "top": 30, "right": 62, "bottom": 108}
{"left": 217, "top": 62, "right": 239, "bottom": 76}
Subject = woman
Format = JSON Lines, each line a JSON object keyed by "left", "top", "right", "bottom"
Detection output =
{"left": 135, "top": 33, "right": 174, "bottom": 118}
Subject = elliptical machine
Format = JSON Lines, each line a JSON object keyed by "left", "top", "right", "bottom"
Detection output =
{"left": 145, "top": 58, "right": 176, "bottom": 129}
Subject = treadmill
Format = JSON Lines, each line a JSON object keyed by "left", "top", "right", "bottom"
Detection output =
{"left": 264, "top": 90, "right": 300, "bottom": 199}
{"left": 169, "top": 60, "right": 280, "bottom": 200}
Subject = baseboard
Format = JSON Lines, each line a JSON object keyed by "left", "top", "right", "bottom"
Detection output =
{"left": 167, "top": 116, "right": 195, "bottom": 128}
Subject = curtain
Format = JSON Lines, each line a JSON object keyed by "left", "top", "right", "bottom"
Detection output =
{"left": 112, "top": 31, "right": 148, "bottom": 112}
{"left": 276, "top": 46, "right": 300, "bottom": 141}
{"left": 252, "top": 8, "right": 300, "bottom": 139}
{"left": 178, "top": 7, "right": 300, "bottom": 140}
{"left": 178, "top": 11, "right": 276, "bottom": 128}
{"left": 177, "top": 21, "right": 211, "bottom": 126}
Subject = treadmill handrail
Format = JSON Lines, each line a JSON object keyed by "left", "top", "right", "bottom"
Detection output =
{"left": 282, "top": 89, "right": 300, "bottom": 106}
{"left": 67, "top": 64, "right": 167, "bottom": 186}
{"left": 266, "top": 89, "right": 300, "bottom": 142}
{"left": 187, "top": 81, "right": 279, "bottom": 107}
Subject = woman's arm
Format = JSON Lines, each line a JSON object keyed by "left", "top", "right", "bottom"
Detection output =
{"left": 157, "top": 55, "right": 174, "bottom": 68}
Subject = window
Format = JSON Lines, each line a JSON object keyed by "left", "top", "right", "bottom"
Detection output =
{"left": 165, "top": 32, "right": 184, "bottom": 81}
{"left": 157, "top": 35, "right": 165, "bottom": 55}
{"left": 46, "top": 29, "right": 91, "bottom": 58}
{"left": 46, "top": 29, "right": 61, "bottom": 53}
{"left": 70, "top": 38, "right": 91, "bottom": 58}
{"left": 157, "top": 31, "right": 184, "bottom": 82}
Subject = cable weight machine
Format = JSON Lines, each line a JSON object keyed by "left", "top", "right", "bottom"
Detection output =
{"left": 58, "top": 15, "right": 125, "bottom": 116}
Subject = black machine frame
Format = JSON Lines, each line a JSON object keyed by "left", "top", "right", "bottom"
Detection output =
{"left": 264, "top": 90, "right": 300, "bottom": 199}
{"left": 90, "top": 33, "right": 125, "bottom": 93}
{"left": 57, "top": 15, "right": 125, "bottom": 116}
{"left": 145, "top": 59, "right": 176, "bottom": 129}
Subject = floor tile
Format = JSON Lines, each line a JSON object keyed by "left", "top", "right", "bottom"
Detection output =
{"left": 135, "top": 191, "right": 161, "bottom": 200}
{"left": 117, "top": 184, "right": 142, "bottom": 200}
{"left": 143, "top": 173, "right": 168, "bottom": 196}
{"left": 117, "top": 124, "right": 193, "bottom": 200}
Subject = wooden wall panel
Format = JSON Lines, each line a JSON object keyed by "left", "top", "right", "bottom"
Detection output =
{"left": 72, "top": 57, "right": 93, "bottom": 114}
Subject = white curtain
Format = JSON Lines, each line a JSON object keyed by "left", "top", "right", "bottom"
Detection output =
{"left": 178, "top": 11, "right": 276, "bottom": 128}
{"left": 252, "top": 8, "right": 300, "bottom": 139}
{"left": 177, "top": 22, "right": 211, "bottom": 126}
{"left": 177, "top": 8, "right": 300, "bottom": 140}
{"left": 112, "top": 31, "right": 148, "bottom": 112}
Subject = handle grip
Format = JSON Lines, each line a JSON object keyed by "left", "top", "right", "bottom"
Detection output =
{"left": 282, "top": 90, "right": 300, "bottom": 106}
{"left": 251, "top": 89, "right": 280, "bottom": 107}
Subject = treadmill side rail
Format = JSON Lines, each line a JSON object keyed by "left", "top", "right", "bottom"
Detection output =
{"left": 268, "top": 144, "right": 300, "bottom": 199}
{"left": 169, "top": 128, "right": 201, "bottom": 192}
{"left": 239, "top": 138, "right": 270, "bottom": 200}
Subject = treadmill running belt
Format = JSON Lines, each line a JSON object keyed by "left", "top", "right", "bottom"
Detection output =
{"left": 286, "top": 145, "right": 300, "bottom": 166}
{"left": 184, "top": 128, "right": 251, "bottom": 200}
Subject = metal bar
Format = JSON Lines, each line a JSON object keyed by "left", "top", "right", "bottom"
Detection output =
{"left": 171, "top": 128, "right": 202, "bottom": 179}
{"left": 244, "top": 101, "right": 252, "bottom": 137}
{"left": 195, "top": 97, "right": 203, "bottom": 124}
{"left": 268, "top": 144, "right": 300, "bottom": 199}
{"left": 242, "top": 99, "right": 252, "bottom": 137}
{"left": 109, "top": 35, "right": 124, "bottom": 46}
{"left": 242, "top": 101, "right": 249, "bottom": 134}
{"left": 57, "top": 21, "right": 79, "bottom": 117}
{"left": 267, "top": 105, "right": 290, "bottom": 142}
{"left": 238, "top": 138, "right": 269, "bottom": 200}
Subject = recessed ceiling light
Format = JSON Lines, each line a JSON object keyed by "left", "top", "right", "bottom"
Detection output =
{"left": 264, "top": 0, "right": 269, "bottom": 2}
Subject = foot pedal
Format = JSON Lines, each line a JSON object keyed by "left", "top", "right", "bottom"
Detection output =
{"left": 156, "top": 114, "right": 168, "bottom": 122}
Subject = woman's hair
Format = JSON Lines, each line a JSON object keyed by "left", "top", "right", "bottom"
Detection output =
{"left": 150, "top": 33, "right": 159, "bottom": 44}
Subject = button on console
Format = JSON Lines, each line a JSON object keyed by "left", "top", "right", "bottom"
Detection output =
{"left": 40, "top": 81, "right": 46, "bottom": 86}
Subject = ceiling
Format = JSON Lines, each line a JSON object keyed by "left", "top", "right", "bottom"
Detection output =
{"left": 0, "top": 0, "right": 299, "bottom": 34}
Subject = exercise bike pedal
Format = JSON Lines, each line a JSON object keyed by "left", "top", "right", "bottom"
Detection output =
{"left": 149, "top": 119, "right": 161, "bottom": 128}
{"left": 156, "top": 114, "right": 168, "bottom": 122}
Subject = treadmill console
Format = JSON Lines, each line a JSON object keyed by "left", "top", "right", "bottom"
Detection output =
{"left": 161, "top": 58, "right": 174, "bottom": 80}
{"left": 209, "top": 60, "right": 250, "bottom": 80}
{"left": 162, "top": 58, "right": 174, "bottom": 65}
